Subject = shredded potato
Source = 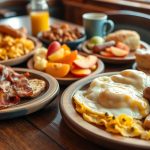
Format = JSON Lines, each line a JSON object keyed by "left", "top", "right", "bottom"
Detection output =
{"left": 74, "top": 98, "right": 150, "bottom": 140}
{"left": 0, "top": 33, "right": 34, "bottom": 60}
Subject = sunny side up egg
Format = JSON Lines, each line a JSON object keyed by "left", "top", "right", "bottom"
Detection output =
{"left": 73, "top": 70, "right": 150, "bottom": 120}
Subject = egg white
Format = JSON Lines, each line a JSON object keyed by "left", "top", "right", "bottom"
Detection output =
{"left": 73, "top": 72, "right": 150, "bottom": 119}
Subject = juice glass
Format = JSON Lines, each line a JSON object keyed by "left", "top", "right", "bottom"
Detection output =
{"left": 30, "top": 11, "right": 50, "bottom": 36}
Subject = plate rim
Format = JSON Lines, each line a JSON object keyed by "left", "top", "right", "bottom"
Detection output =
{"left": 37, "top": 31, "right": 87, "bottom": 45}
{"left": 80, "top": 40, "right": 150, "bottom": 63}
{"left": 27, "top": 53, "right": 105, "bottom": 83}
{"left": 60, "top": 72, "right": 150, "bottom": 149}
{"left": 0, "top": 68, "right": 59, "bottom": 114}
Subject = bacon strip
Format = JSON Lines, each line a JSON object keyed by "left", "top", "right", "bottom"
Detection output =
{"left": 0, "top": 64, "right": 33, "bottom": 108}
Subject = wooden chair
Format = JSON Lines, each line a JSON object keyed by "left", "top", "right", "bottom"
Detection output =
{"left": 105, "top": 10, "right": 150, "bottom": 44}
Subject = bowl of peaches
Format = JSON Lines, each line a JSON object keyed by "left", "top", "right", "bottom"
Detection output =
{"left": 27, "top": 41, "right": 104, "bottom": 85}
{"left": 80, "top": 30, "right": 150, "bottom": 64}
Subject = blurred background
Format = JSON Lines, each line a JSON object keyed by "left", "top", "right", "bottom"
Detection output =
{"left": 0, "top": 0, "right": 150, "bottom": 25}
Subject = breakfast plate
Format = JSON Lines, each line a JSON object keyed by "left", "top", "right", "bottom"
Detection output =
{"left": 27, "top": 55, "right": 105, "bottom": 85}
{"left": 60, "top": 72, "right": 150, "bottom": 150}
{"left": 79, "top": 41, "right": 150, "bottom": 64}
{"left": 0, "top": 68, "right": 59, "bottom": 120}
{"left": 0, "top": 36, "right": 41, "bottom": 66}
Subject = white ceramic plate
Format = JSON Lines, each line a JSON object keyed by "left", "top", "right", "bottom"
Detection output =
{"left": 80, "top": 41, "right": 150, "bottom": 64}
{"left": 0, "top": 68, "right": 59, "bottom": 120}
{"left": 60, "top": 72, "right": 150, "bottom": 150}
{"left": 27, "top": 52, "right": 105, "bottom": 85}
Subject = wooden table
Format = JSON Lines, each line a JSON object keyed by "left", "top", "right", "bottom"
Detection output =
{"left": 0, "top": 16, "right": 133, "bottom": 150}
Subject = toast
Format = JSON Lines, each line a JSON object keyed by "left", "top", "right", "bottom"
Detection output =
{"left": 28, "top": 79, "right": 46, "bottom": 98}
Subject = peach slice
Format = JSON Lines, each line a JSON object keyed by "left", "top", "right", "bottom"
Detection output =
{"left": 47, "top": 41, "right": 61, "bottom": 58}
{"left": 61, "top": 44, "right": 71, "bottom": 51}
{"left": 76, "top": 54, "right": 86, "bottom": 60}
{"left": 60, "top": 50, "right": 78, "bottom": 65}
{"left": 73, "top": 55, "right": 97, "bottom": 69}
{"left": 100, "top": 51, "right": 114, "bottom": 57}
{"left": 61, "top": 44, "right": 71, "bottom": 56}
{"left": 45, "top": 63, "right": 70, "bottom": 77}
{"left": 116, "top": 42, "right": 130, "bottom": 52}
{"left": 71, "top": 68, "right": 91, "bottom": 77}
{"left": 108, "top": 46, "right": 129, "bottom": 57}
{"left": 48, "top": 48, "right": 64, "bottom": 62}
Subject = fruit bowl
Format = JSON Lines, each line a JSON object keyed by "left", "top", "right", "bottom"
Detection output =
{"left": 27, "top": 55, "right": 104, "bottom": 85}
{"left": 27, "top": 42, "right": 105, "bottom": 85}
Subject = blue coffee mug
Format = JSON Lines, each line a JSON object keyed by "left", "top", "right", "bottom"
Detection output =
{"left": 83, "top": 13, "right": 114, "bottom": 39}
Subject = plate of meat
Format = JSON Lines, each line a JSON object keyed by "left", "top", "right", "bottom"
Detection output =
{"left": 0, "top": 64, "right": 59, "bottom": 119}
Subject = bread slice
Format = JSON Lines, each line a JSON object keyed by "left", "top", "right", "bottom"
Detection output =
{"left": 28, "top": 79, "right": 46, "bottom": 98}
{"left": 105, "top": 30, "right": 140, "bottom": 51}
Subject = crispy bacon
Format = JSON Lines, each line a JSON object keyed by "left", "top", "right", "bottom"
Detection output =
{"left": 0, "top": 89, "right": 8, "bottom": 102}
{"left": 0, "top": 64, "right": 33, "bottom": 108}
{"left": 0, "top": 81, "right": 16, "bottom": 97}
{"left": 0, "top": 89, "right": 20, "bottom": 108}
{"left": 13, "top": 77, "right": 33, "bottom": 97}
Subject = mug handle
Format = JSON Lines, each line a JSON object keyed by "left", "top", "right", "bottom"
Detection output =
{"left": 102, "top": 20, "right": 114, "bottom": 36}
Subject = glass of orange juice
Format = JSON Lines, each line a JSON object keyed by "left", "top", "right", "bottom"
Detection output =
{"left": 29, "top": 0, "right": 50, "bottom": 36}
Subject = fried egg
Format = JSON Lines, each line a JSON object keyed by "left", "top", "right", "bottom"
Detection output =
{"left": 73, "top": 70, "right": 150, "bottom": 119}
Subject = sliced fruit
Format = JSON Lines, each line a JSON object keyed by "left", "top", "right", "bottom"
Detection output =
{"left": 48, "top": 48, "right": 64, "bottom": 62}
{"left": 87, "top": 36, "right": 104, "bottom": 49}
{"left": 105, "top": 47, "right": 112, "bottom": 52}
{"left": 47, "top": 41, "right": 61, "bottom": 58}
{"left": 100, "top": 51, "right": 114, "bottom": 57}
{"left": 76, "top": 54, "right": 86, "bottom": 60}
{"left": 64, "top": 49, "right": 71, "bottom": 56}
{"left": 61, "top": 44, "right": 71, "bottom": 56}
{"left": 90, "top": 36, "right": 104, "bottom": 45}
{"left": 61, "top": 44, "right": 71, "bottom": 51}
{"left": 93, "top": 41, "right": 115, "bottom": 53}
{"left": 108, "top": 46, "right": 129, "bottom": 57}
{"left": 45, "top": 63, "right": 70, "bottom": 77}
{"left": 71, "top": 64, "right": 79, "bottom": 70}
{"left": 90, "top": 65, "right": 97, "bottom": 71}
{"left": 87, "top": 43, "right": 95, "bottom": 50}
{"left": 60, "top": 50, "right": 78, "bottom": 65}
{"left": 73, "top": 55, "right": 97, "bottom": 69}
{"left": 116, "top": 42, "right": 130, "bottom": 52}
{"left": 71, "top": 68, "right": 91, "bottom": 77}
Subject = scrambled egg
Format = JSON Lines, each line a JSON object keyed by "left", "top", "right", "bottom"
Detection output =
{"left": 73, "top": 70, "right": 150, "bottom": 140}
{"left": 0, "top": 34, "right": 34, "bottom": 60}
